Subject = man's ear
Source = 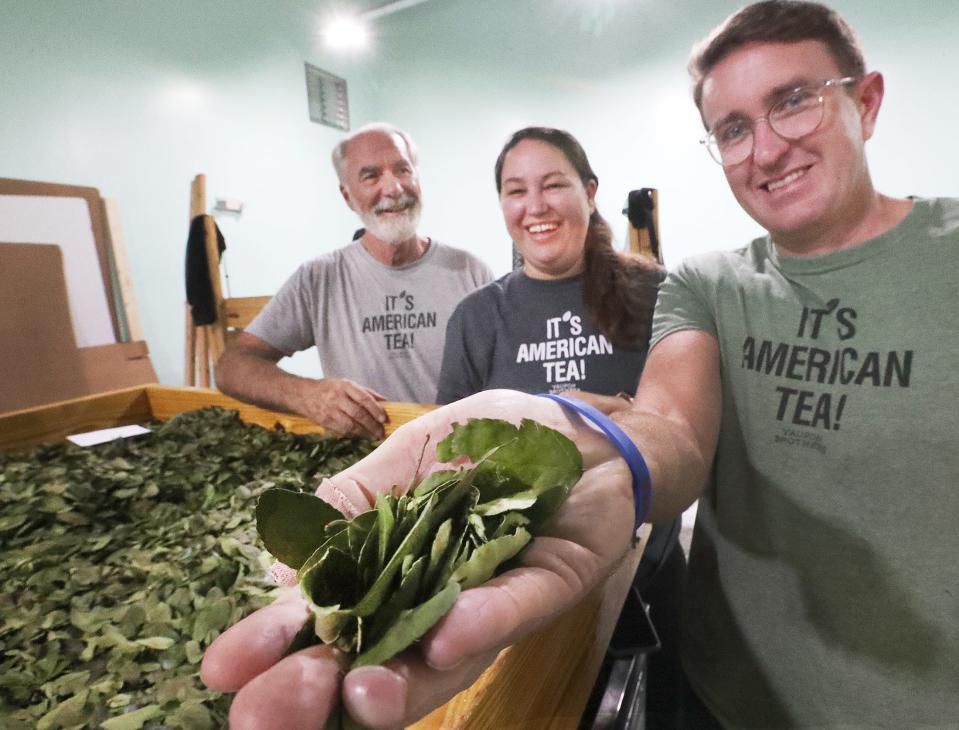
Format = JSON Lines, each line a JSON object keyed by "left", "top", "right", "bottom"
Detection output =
{"left": 857, "top": 71, "right": 884, "bottom": 141}
{"left": 340, "top": 183, "right": 355, "bottom": 211}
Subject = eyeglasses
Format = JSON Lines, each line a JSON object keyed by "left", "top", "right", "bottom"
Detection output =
{"left": 700, "top": 77, "right": 857, "bottom": 167}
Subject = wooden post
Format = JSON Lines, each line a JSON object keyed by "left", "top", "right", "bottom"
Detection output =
{"left": 190, "top": 174, "right": 206, "bottom": 220}
{"left": 196, "top": 325, "right": 209, "bottom": 387}
{"left": 185, "top": 174, "right": 209, "bottom": 385}
{"left": 184, "top": 303, "right": 196, "bottom": 386}
{"left": 103, "top": 198, "right": 146, "bottom": 343}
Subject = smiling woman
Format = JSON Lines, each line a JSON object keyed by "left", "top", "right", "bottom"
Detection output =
{"left": 435, "top": 125, "right": 686, "bottom": 722}
{"left": 437, "top": 126, "right": 664, "bottom": 405}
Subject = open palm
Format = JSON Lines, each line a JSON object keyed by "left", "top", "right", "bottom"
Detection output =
{"left": 201, "top": 389, "right": 634, "bottom": 729}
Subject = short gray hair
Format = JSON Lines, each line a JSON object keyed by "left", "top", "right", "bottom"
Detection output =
{"left": 331, "top": 123, "right": 419, "bottom": 182}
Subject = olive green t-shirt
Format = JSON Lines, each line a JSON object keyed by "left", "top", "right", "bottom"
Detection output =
{"left": 651, "top": 198, "right": 959, "bottom": 727}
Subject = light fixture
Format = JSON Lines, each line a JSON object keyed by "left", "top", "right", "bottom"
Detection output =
{"left": 321, "top": 0, "right": 431, "bottom": 51}
{"left": 322, "top": 14, "right": 369, "bottom": 50}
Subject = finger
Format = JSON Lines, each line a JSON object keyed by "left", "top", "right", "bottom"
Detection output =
{"left": 320, "top": 398, "right": 377, "bottom": 440}
{"left": 229, "top": 644, "right": 347, "bottom": 730}
{"left": 342, "top": 648, "right": 499, "bottom": 729}
{"left": 363, "top": 386, "right": 388, "bottom": 402}
{"left": 201, "top": 589, "right": 310, "bottom": 692}
{"left": 341, "top": 389, "right": 387, "bottom": 440}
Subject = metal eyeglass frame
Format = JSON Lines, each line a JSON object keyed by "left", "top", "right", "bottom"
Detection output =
{"left": 700, "top": 77, "right": 857, "bottom": 167}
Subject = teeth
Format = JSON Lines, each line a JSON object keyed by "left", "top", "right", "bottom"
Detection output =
{"left": 528, "top": 223, "right": 558, "bottom": 233}
{"left": 766, "top": 169, "right": 805, "bottom": 192}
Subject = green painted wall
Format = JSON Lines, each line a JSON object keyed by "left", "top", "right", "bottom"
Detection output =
{"left": 1, "top": 0, "right": 384, "bottom": 384}
{"left": 373, "top": 0, "right": 959, "bottom": 274}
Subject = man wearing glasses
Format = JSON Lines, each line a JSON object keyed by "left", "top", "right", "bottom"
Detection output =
{"left": 635, "top": 0, "right": 959, "bottom": 726}
{"left": 202, "top": 2, "right": 957, "bottom": 728}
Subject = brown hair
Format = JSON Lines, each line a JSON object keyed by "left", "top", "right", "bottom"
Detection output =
{"left": 494, "top": 127, "right": 663, "bottom": 350}
{"left": 689, "top": 0, "right": 866, "bottom": 110}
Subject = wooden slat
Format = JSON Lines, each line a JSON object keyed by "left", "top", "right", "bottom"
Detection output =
{"left": 196, "top": 326, "right": 210, "bottom": 387}
{"left": 184, "top": 303, "right": 196, "bottom": 386}
{"left": 0, "top": 386, "right": 153, "bottom": 452}
{"left": 223, "top": 295, "right": 272, "bottom": 329}
{"left": 143, "top": 385, "right": 431, "bottom": 438}
{"left": 0, "top": 385, "right": 432, "bottom": 452}
{"left": 103, "top": 197, "right": 145, "bottom": 342}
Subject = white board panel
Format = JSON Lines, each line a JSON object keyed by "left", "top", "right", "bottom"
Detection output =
{"left": 0, "top": 195, "right": 116, "bottom": 347}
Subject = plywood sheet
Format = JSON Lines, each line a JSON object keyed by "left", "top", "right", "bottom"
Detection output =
{"left": 0, "top": 196, "right": 115, "bottom": 346}
{"left": 0, "top": 178, "right": 119, "bottom": 346}
{"left": 0, "top": 243, "right": 85, "bottom": 412}
{"left": 0, "top": 242, "right": 157, "bottom": 414}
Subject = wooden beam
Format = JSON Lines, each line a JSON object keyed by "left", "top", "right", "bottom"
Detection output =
{"left": 103, "top": 197, "right": 145, "bottom": 342}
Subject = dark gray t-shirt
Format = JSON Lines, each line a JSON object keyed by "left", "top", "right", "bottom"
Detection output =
{"left": 652, "top": 198, "right": 959, "bottom": 727}
{"left": 246, "top": 240, "right": 493, "bottom": 404}
{"left": 436, "top": 270, "right": 648, "bottom": 403}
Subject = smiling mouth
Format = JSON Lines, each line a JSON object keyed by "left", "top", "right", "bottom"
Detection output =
{"left": 527, "top": 223, "right": 559, "bottom": 234}
{"left": 764, "top": 168, "right": 808, "bottom": 192}
{"left": 377, "top": 204, "right": 412, "bottom": 215}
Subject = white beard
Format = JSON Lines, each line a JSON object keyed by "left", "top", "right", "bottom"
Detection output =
{"left": 359, "top": 194, "right": 422, "bottom": 245}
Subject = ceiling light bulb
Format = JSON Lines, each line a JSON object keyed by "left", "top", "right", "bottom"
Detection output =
{"left": 323, "top": 15, "right": 369, "bottom": 50}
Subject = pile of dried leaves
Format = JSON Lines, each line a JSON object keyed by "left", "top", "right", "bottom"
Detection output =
{"left": 0, "top": 408, "right": 374, "bottom": 730}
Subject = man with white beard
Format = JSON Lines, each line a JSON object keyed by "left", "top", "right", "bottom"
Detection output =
{"left": 215, "top": 123, "right": 493, "bottom": 438}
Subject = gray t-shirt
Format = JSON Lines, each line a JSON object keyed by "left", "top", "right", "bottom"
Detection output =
{"left": 246, "top": 240, "right": 493, "bottom": 403}
{"left": 437, "top": 270, "right": 649, "bottom": 403}
{"left": 651, "top": 198, "right": 959, "bottom": 727}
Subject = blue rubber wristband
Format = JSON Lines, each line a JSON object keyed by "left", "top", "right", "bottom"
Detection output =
{"left": 537, "top": 393, "right": 651, "bottom": 531}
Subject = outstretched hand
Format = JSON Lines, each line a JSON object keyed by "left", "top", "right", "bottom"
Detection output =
{"left": 201, "top": 389, "right": 634, "bottom": 729}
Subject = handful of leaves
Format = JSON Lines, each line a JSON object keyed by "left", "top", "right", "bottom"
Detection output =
{"left": 256, "top": 417, "right": 583, "bottom": 668}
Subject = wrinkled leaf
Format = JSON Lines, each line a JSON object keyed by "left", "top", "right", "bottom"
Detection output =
{"left": 353, "top": 581, "right": 462, "bottom": 668}
{"left": 450, "top": 528, "right": 531, "bottom": 589}
{"left": 100, "top": 704, "right": 162, "bottom": 730}
{"left": 257, "top": 489, "right": 342, "bottom": 569}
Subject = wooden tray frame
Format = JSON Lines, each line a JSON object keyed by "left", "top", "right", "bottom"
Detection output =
{"left": 0, "top": 386, "right": 645, "bottom": 729}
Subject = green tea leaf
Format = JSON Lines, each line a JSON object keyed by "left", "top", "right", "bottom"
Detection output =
{"left": 353, "top": 580, "right": 462, "bottom": 668}
{"left": 257, "top": 488, "right": 342, "bottom": 569}
{"left": 475, "top": 492, "right": 538, "bottom": 516}
{"left": 352, "top": 493, "right": 439, "bottom": 617}
{"left": 191, "top": 597, "right": 232, "bottom": 643}
{"left": 37, "top": 690, "right": 89, "bottom": 730}
{"left": 134, "top": 636, "right": 175, "bottom": 651}
{"left": 411, "top": 469, "right": 459, "bottom": 497}
{"left": 100, "top": 704, "right": 162, "bottom": 730}
{"left": 375, "top": 493, "right": 394, "bottom": 567}
{"left": 437, "top": 418, "right": 582, "bottom": 524}
{"left": 301, "top": 548, "right": 360, "bottom": 645}
{"left": 450, "top": 528, "right": 531, "bottom": 589}
{"left": 491, "top": 511, "right": 530, "bottom": 540}
{"left": 366, "top": 555, "right": 427, "bottom": 646}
